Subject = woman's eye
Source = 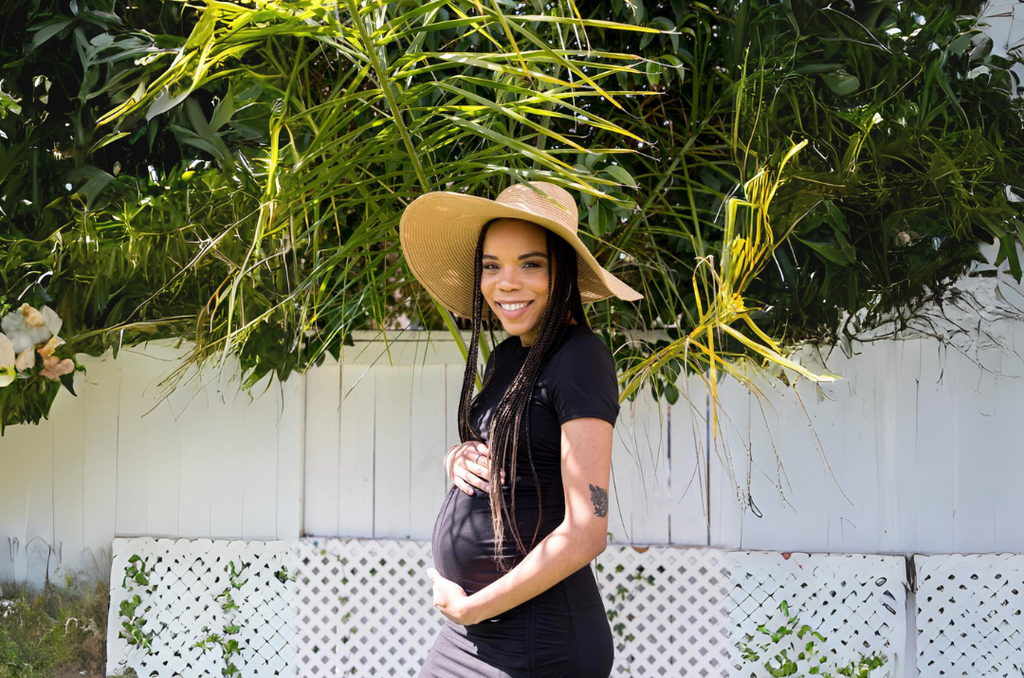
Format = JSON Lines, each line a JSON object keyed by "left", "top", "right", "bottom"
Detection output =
{"left": 482, "top": 262, "right": 542, "bottom": 270}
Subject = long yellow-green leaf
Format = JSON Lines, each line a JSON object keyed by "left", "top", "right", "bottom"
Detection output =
{"left": 508, "top": 16, "right": 663, "bottom": 33}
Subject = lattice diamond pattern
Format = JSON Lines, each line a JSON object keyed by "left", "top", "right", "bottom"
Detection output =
{"left": 293, "top": 538, "right": 442, "bottom": 677}
{"left": 594, "top": 547, "right": 731, "bottom": 677}
{"left": 726, "top": 552, "right": 906, "bottom": 677}
{"left": 916, "top": 554, "right": 1024, "bottom": 676}
{"left": 107, "top": 539, "right": 910, "bottom": 677}
{"left": 106, "top": 538, "right": 298, "bottom": 677}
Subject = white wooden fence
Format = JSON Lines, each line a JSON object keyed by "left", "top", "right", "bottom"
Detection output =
{"left": 0, "top": 322, "right": 1019, "bottom": 591}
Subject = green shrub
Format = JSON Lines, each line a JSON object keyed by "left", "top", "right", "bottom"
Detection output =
{"left": 0, "top": 571, "right": 108, "bottom": 678}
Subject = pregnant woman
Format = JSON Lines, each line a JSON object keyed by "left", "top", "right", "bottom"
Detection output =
{"left": 399, "top": 181, "right": 643, "bottom": 677}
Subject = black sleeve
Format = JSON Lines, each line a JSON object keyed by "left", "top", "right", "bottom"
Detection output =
{"left": 549, "top": 334, "right": 621, "bottom": 426}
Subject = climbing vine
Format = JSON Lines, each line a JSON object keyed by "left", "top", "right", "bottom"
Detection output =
{"left": 117, "top": 554, "right": 159, "bottom": 653}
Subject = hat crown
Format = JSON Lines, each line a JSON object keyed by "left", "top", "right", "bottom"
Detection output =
{"left": 494, "top": 182, "right": 578, "bottom": 235}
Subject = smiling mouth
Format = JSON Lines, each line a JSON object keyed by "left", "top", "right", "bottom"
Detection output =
{"left": 498, "top": 300, "right": 533, "bottom": 312}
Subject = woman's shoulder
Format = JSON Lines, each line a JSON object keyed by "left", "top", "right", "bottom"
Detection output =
{"left": 544, "top": 324, "right": 620, "bottom": 425}
{"left": 551, "top": 324, "right": 614, "bottom": 362}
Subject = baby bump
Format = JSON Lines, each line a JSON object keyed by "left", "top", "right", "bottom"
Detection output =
{"left": 430, "top": 486, "right": 506, "bottom": 595}
{"left": 430, "top": 485, "right": 557, "bottom": 596}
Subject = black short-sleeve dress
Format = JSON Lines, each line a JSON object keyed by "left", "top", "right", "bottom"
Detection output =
{"left": 419, "top": 323, "right": 619, "bottom": 678}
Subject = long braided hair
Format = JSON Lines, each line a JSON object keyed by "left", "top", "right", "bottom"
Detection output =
{"left": 456, "top": 218, "right": 591, "bottom": 570}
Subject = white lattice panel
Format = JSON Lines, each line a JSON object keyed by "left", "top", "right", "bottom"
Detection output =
{"left": 726, "top": 552, "right": 906, "bottom": 677}
{"left": 105, "top": 537, "right": 298, "bottom": 677}
{"left": 916, "top": 554, "right": 1024, "bottom": 676}
{"left": 106, "top": 539, "right": 913, "bottom": 677}
{"left": 293, "top": 538, "right": 442, "bottom": 676}
{"left": 596, "top": 546, "right": 732, "bottom": 677}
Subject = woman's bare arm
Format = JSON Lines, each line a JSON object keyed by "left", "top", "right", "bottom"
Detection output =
{"left": 459, "top": 416, "right": 612, "bottom": 624}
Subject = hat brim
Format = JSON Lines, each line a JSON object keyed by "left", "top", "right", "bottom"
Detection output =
{"left": 399, "top": 191, "right": 643, "bottom": 320}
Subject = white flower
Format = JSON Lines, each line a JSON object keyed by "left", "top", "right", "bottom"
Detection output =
{"left": 40, "top": 305, "right": 62, "bottom": 336}
{"left": 0, "top": 333, "right": 15, "bottom": 387}
{"left": 1, "top": 303, "right": 53, "bottom": 353}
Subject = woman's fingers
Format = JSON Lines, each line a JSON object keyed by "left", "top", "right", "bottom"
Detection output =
{"left": 452, "top": 473, "right": 477, "bottom": 496}
{"left": 447, "top": 442, "right": 504, "bottom": 491}
{"left": 461, "top": 446, "right": 506, "bottom": 486}
{"left": 461, "top": 464, "right": 490, "bottom": 492}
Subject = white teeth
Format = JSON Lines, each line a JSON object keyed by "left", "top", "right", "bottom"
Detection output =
{"left": 500, "top": 302, "right": 529, "bottom": 311}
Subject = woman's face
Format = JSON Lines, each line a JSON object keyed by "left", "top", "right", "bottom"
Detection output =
{"left": 480, "top": 218, "right": 552, "bottom": 347}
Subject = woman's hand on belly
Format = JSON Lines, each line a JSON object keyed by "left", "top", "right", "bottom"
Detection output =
{"left": 446, "top": 440, "right": 505, "bottom": 496}
{"left": 426, "top": 567, "right": 482, "bottom": 626}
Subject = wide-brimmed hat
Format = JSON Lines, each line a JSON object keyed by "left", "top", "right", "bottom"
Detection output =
{"left": 399, "top": 181, "right": 643, "bottom": 320}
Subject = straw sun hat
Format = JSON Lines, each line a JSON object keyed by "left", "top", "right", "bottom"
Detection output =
{"left": 399, "top": 181, "right": 643, "bottom": 320}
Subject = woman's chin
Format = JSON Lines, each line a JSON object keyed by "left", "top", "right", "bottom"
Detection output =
{"left": 499, "top": 322, "right": 538, "bottom": 338}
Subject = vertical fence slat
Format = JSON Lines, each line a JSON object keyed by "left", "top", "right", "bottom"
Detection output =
{"left": 241, "top": 372, "right": 284, "bottom": 540}
{"left": 336, "top": 361, "right": 376, "bottom": 537}
{"left": 410, "top": 365, "right": 448, "bottom": 539}
{"left": 303, "top": 353, "right": 341, "bottom": 537}
{"left": 204, "top": 387, "right": 245, "bottom": 539}
{"left": 374, "top": 366, "right": 413, "bottom": 539}
{"left": 276, "top": 371, "right": 305, "bottom": 540}
{"left": 629, "top": 391, "right": 671, "bottom": 544}
{"left": 1, "top": 423, "right": 40, "bottom": 583}
{"left": 50, "top": 377, "right": 85, "bottom": 575}
{"left": 874, "top": 340, "right": 920, "bottom": 555}
{"left": 915, "top": 343, "right": 958, "bottom": 553}
{"left": 709, "top": 373, "right": 749, "bottom": 549}
{"left": 81, "top": 353, "right": 121, "bottom": 573}
{"left": 176, "top": 373, "right": 214, "bottom": 539}
{"left": 114, "top": 349, "right": 155, "bottom": 536}
{"left": 608, "top": 404, "right": 634, "bottom": 545}
{"left": 670, "top": 376, "right": 712, "bottom": 546}
{"left": 444, "top": 364, "right": 464, "bottom": 493}
{"left": 993, "top": 322, "right": 1024, "bottom": 550}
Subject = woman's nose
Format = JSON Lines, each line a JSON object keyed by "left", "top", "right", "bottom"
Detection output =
{"left": 497, "top": 266, "right": 522, "bottom": 290}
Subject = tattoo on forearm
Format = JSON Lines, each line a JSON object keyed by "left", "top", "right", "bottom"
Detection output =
{"left": 589, "top": 484, "right": 608, "bottom": 518}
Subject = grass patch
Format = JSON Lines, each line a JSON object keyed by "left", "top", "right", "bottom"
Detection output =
{"left": 0, "top": 569, "right": 113, "bottom": 678}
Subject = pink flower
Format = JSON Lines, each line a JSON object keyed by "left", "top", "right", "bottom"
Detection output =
{"left": 15, "top": 348, "right": 35, "bottom": 371}
{"left": 37, "top": 334, "right": 64, "bottom": 359}
{"left": 40, "top": 355, "right": 74, "bottom": 380}
{"left": 37, "top": 334, "right": 74, "bottom": 380}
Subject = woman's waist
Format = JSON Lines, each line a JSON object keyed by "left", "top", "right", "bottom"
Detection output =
{"left": 461, "top": 565, "right": 604, "bottom": 626}
{"left": 455, "top": 480, "right": 565, "bottom": 510}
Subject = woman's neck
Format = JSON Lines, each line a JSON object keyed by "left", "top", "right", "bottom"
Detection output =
{"left": 520, "top": 317, "right": 578, "bottom": 347}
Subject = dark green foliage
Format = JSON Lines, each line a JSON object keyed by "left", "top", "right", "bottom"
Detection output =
{"left": 0, "top": 0, "right": 1021, "bottom": 425}
{"left": 733, "top": 0, "right": 1024, "bottom": 345}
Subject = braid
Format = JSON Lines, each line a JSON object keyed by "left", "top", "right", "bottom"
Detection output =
{"left": 456, "top": 220, "right": 593, "bottom": 572}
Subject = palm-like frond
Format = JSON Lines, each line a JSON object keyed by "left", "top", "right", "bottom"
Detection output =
{"left": 89, "top": 0, "right": 650, "bottom": 388}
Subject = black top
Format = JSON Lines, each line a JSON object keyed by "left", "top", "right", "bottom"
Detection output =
{"left": 430, "top": 323, "right": 621, "bottom": 596}
{"left": 479, "top": 322, "right": 620, "bottom": 430}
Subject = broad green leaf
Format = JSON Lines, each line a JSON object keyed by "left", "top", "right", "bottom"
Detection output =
{"left": 29, "top": 17, "right": 73, "bottom": 51}
{"left": 820, "top": 70, "right": 859, "bottom": 96}
{"left": 604, "top": 164, "right": 637, "bottom": 189}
